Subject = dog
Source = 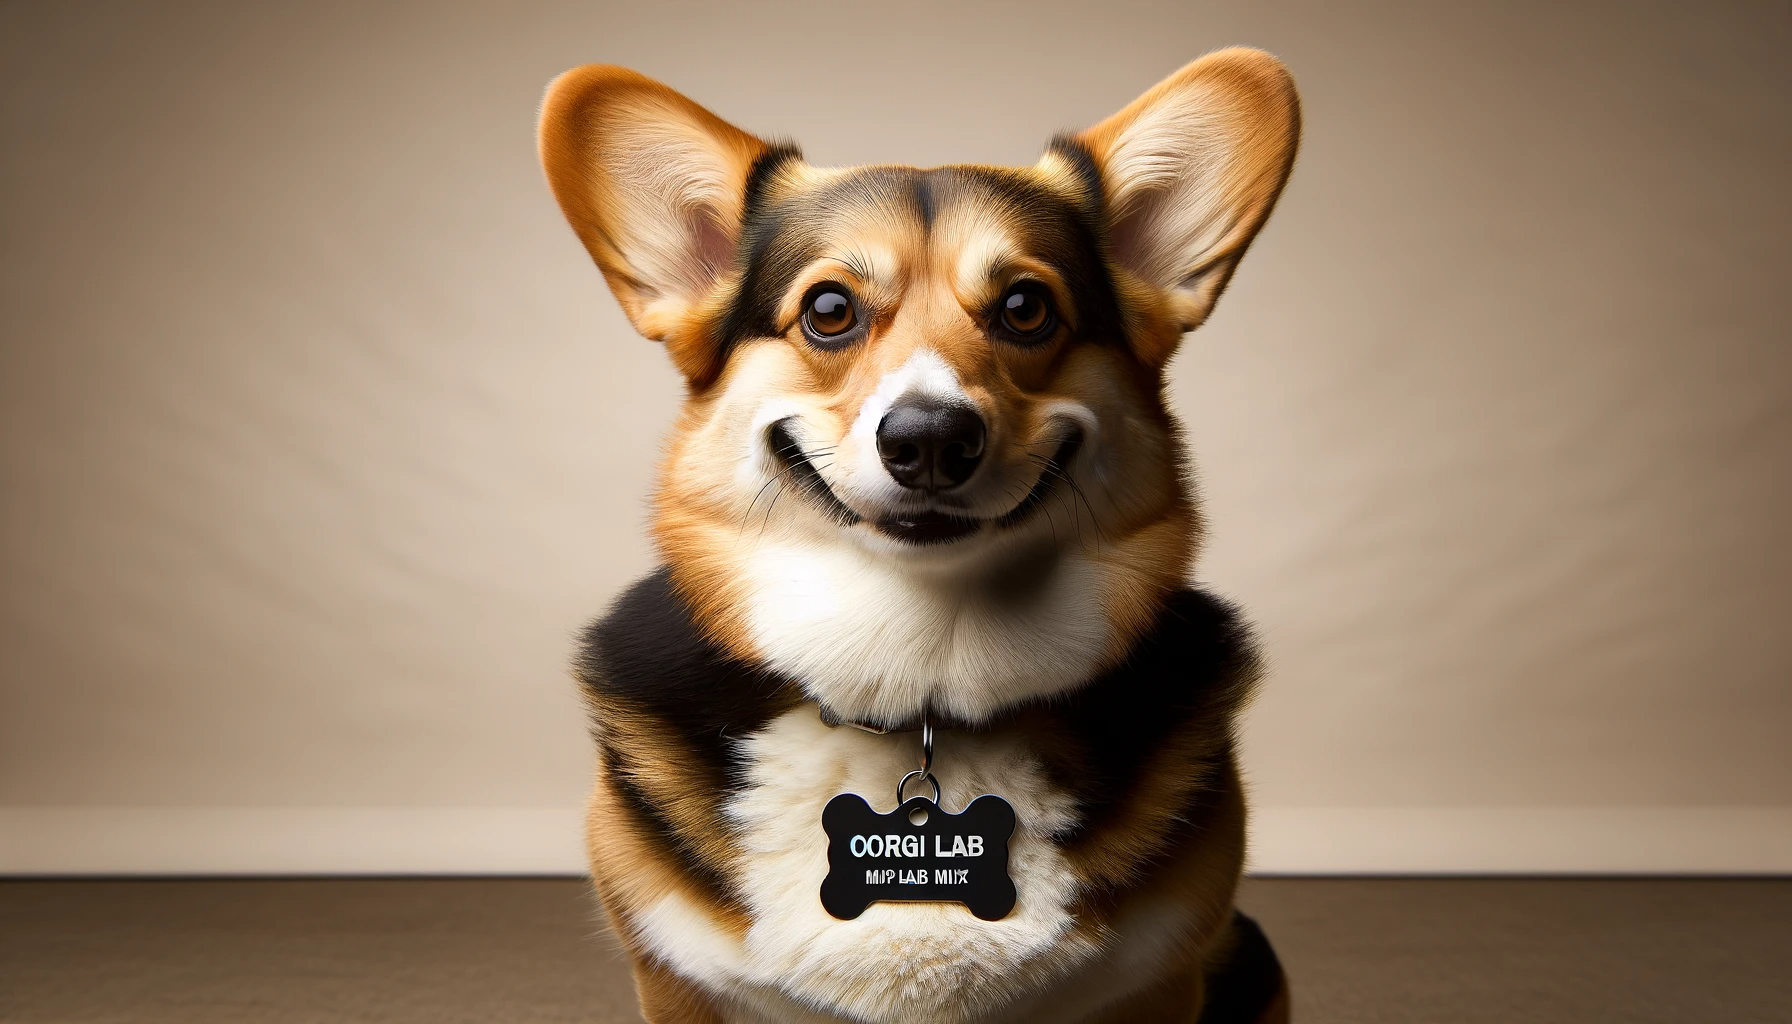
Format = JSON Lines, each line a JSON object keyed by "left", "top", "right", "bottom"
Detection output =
{"left": 538, "top": 47, "right": 1300, "bottom": 1023}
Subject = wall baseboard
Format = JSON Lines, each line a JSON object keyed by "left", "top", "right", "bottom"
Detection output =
{"left": 0, "top": 808, "right": 586, "bottom": 876}
{"left": 1247, "top": 806, "right": 1792, "bottom": 875}
{"left": 3, "top": 806, "right": 1788, "bottom": 876}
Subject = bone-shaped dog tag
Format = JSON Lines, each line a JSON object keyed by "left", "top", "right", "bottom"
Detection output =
{"left": 819, "top": 793, "right": 1017, "bottom": 921}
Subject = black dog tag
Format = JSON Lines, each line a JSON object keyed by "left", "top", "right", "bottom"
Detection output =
{"left": 819, "top": 793, "right": 1017, "bottom": 921}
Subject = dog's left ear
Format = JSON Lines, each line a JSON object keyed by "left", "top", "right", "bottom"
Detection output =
{"left": 1071, "top": 48, "right": 1301, "bottom": 364}
{"left": 538, "top": 66, "right": 771, "bottom": 384}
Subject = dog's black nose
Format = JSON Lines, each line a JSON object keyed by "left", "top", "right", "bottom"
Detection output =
{"left": 876, "top": 399, "right": 986, "bottom": 490}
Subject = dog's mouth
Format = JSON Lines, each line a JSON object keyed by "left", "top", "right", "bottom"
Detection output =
{"left": 767, "top": 420, "right": 1082, "bottom": 546}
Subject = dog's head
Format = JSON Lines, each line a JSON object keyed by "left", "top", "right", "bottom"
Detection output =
{"left": 541, "top": 52, "right": 1299, "bottom": 720}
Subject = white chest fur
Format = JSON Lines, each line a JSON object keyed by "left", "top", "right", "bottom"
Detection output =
{"left": 624, "top": 707, "right": 1195, "bottom": 1024}
{"left": 741, "top": 541, "right": 1112, "bottom": 727}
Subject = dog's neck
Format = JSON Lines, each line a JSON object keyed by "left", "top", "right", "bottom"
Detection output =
{"left": 666, "top": 522, "right": 1191, "bottom": 727}
{"left": 743, "top": 542, "right": 1109, "bottom": 725}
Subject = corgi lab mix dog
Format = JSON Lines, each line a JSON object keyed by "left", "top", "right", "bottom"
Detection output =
{"left": 540, "top": 48, "right": 1300, "bottom": 1024}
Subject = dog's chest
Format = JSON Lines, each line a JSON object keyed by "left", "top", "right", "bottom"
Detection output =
{"left": 631, "top": 705, "right": 1126, "bottom": 1023}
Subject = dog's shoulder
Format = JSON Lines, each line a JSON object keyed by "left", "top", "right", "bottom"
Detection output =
{"left": 1036, "top": 586, "right": 1260, "bottom": 761}
{"left": 1025, "top": 586, "right": 1261, "bottom": 861}
{"left": 575, "top": 565, "right": 732, "bottom": 709}
{"left": 1071, "top": 586, "right": 1259, "bottom": 715}
{"left": 575, "top": 569, "right": 805, "bottom": 910}
{"left": 575, "top": 567, "right": 801, "bottom": 739}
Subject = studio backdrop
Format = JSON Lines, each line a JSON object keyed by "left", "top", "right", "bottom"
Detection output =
{"left": 3, "top": 0, "right": 1789, "bottom": 874}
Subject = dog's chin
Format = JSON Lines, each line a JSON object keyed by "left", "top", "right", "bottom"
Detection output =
{"left": 768, "top": 420, "right": 1082, "bottom": 550}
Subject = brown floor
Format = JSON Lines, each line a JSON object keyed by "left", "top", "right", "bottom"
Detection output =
{"left": 2, "top": 879, "right": 1788, "bottom": 1023}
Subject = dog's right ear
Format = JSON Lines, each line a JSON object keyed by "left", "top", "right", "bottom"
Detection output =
{"left": 1068, "top": 48, "right": 1301, "bottom": 366}
{"left": 538, "top": 66, "right": 771, "bottom": 384}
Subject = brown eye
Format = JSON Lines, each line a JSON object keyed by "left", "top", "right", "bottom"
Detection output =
{"left": 801, "top": 285, "right": 860, "bottom": 345}
{"left": 999, "top": 284, "right": 1053, "bottom": 339}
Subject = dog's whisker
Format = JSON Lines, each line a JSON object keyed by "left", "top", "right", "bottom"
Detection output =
{"left": 1024, "top": 456, "right": 1092, "bottom": 550}
{"left": 740, "top": 474, "right": 784, "bottom": 539}
{"left": 1002, "top": 478, "right": 1058, "bottom": 545}
{"left": 1060, "top": 472, "right": 1104, "bottom": 554}
{"left": 758, "top": 481, "right": 785, "bottom": 540}
{"left": 1009, "top": 450, "right": 1101, "bottom": 549}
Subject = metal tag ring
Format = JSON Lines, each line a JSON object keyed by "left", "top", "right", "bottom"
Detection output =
{"left": 897, "top": 769, "right": 941, "bottom": 805}
{"left": 920, "top": 713, "right": 933, "bottom": 775}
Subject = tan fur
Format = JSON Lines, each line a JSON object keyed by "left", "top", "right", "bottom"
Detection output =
{"left": 584, "top": 759, "right": 752, "bottom": 940}
{"left": 538, "top": 65, "right": 767, "bottom": 384}
{"left": 1078, "top": 49, "right": 1302, "bottom": 352}
{"left": 588, "top": 694, "right": 761, "bottom": 888}
{"left": 633, "top": 958, "right": 729, "bottom": 1024}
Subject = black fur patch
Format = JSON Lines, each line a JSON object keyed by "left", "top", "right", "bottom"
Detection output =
{"left": 910, "top": 172, "right": 937, "bottom": 231}
{"left": 1021, "top": 587, "right": 1259, "bottom": 846}
{"left": 1045, "top": 133, "right": 1108, "bottom": 212}
{"left": 577, "top": 568, "right": 801, "bottom": 789}
{"left": 741, "top": 143, "right": 803, "bottom": 224}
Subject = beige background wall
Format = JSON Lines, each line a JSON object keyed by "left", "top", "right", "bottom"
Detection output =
{"left": 3, "top": 0, "right": 1788, "bottom": 873}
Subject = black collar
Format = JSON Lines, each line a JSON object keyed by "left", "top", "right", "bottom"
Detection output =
{"left": 817, "top": 703, "right": 926, "bottom": 735}
{"left": 817, "top": 703, "right": 992, "bottom": 735}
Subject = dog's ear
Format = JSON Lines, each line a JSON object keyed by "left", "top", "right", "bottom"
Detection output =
{"left": 1072, "top": 48, "right": 1301, "bottom": 364}
{"left": 538, "top": 66, "right": 771, "bottom": 384}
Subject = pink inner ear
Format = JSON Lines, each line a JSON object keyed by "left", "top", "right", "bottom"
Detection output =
{"left": 1104, "top": 188, "right": 1167, "bottom": 287}
{"left": 687, "top": 208, "right": 737, "bottom": 291}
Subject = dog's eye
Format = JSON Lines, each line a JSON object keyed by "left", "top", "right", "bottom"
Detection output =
{"left": 801, "top": 285, "right": 860, "bottom": 345}
{"left": 998, "top": 283, "right": 1054, "bottom": 339}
